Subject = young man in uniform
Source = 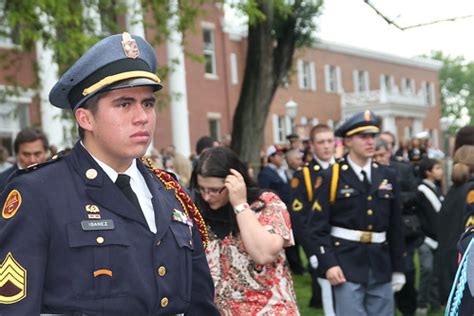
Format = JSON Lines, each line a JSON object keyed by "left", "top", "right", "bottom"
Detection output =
{"left": 290, "top": 124, "right": 336, "bottom": 314}
{"left": 0, "top": 33, "right": 219, "bottom": 315}
{"left": 306, "top": 111, "right": 405, "bottom": 315}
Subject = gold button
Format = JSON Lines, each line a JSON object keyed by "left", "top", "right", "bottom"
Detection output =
{"left": 385, "top": 194, "right": 389, "bottom": 198}
{"left": 160, "top": 297, "right": 169, "bottom": 307}
{"left": 367, "top": 209, "right": 373, "bottom": 216}
{"left": 158, "top": 266, "right": 166, "bottom": 276}
{"left": 367, "top": 225, "right": 373, "bottom": 230}
{"left": 86, "top": 168, "right": 98, "bottom": 179}
{"left": 334, "top": 241, "right": 340, "bottom": 246}
{"left": 367, "top": 196, "right": 372, "bottom": 201}
{"left": 96, "top": 236, "right": 105, "bottom": 244}
{"left": 156, "top": 240, "right": 161, "bottom": 246}
{"left": 345, "top": 193, "right": 350, "bottom": 198}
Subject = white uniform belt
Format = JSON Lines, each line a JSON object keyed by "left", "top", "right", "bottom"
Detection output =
{"left": 331, "top": 226, "right": 386, "bottom": 243}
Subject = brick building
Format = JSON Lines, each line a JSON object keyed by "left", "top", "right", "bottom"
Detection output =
{"left": 0, "top": 2, "right": 442, "bottom": 157}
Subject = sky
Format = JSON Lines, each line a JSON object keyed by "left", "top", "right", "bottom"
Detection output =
{"left": 318, "top": 0, "right": 474, "bottom": 61}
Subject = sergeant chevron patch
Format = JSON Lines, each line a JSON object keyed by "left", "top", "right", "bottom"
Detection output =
{"left": 0, "top": 252, "right": 27, "bottom": 304}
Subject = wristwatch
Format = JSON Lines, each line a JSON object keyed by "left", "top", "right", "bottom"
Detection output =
{"left": 233, "top": 202, "right": 250, "bottom": 215}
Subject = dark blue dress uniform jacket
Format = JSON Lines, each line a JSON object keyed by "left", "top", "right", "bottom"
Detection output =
{"left": 0, "top": 143, "right": 219, "bottom": 315}
{"left": 290, "top": 159, "right": 323, "bottom": 254}
{"left": 307, "top": 157, "right": 405, "bottom": 284}
{"left": 258, "top": 166, "right": 290, "bottom": 206}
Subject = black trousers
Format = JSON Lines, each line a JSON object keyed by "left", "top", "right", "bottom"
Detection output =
{"left": 395, "top": 247, "right": 417, "bottom": 316}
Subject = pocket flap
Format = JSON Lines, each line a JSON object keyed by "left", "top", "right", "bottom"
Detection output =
{"left": 66, "top": 221, "right": 130, "bottom": 248}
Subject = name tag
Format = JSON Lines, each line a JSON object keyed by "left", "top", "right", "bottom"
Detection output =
{"left": 81, "top": 219, "right": 115, "bottom": 231}
{"left": 340, "top": 188, "right": 355, "bottom": 195}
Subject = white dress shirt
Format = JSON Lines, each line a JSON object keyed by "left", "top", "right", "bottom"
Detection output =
{"left": 346, "top": 155, "right": 372, "bottom": 183}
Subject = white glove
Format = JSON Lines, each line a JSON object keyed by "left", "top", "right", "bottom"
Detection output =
{"left": 309, "top": 255, "right": 319, "bottom": 269}
{"left": 391, "top": 272, "right": 406, "bottom": 292}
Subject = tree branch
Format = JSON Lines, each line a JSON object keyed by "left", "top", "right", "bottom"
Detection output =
{"left": 364, "top": 0, "right": 474, "bottom": 30}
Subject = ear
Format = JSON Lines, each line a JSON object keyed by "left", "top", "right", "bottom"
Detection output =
{"left": 75, "top": 108, "right": 94, "bottom": 132}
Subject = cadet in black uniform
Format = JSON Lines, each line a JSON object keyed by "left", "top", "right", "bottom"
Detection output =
{"left": 291, "top": 124, "right": 336, "bottom": 314}
{"left": 0, "top": 32, "right": 219, "bottom": 315}
{"left": 306, "top": 111, "right": 405, "bottom": 315}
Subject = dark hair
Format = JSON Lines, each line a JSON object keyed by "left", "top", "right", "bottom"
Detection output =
{"left": 77, "top": 93, "right": 102, "bottom": 139}
{"left": 454, "top": 126, "right": 474, "bottom": 153}
{"left": 380, "top": 131, "right": 396, "bottom": 146}
{"left": 418, "top": 157, "right": 440, "bottom": 179}
{"left": 14, "top": 127, "right": 49, "bottom": 154}
{"left": 190, "top": 147, "right": 264, "bottom": 237}
{"left": 195, "top": 136, "right": 216, "bottom": 155}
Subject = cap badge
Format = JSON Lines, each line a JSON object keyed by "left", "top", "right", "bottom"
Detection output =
{"left": 364, "top": 110, "right": 371, "bottom": 121}
{"left": 122, "top": 32, "right": 139, "bottom": 59}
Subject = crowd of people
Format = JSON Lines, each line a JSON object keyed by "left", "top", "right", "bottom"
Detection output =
{"left": 0, "top": 31, "right": 473, "bottom": 316}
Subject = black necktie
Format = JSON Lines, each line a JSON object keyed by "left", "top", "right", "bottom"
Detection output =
{"left": 115, "top": 174, "right": 145, "bottom": 219}
{"left": 361, "top": 170, "right": 371, "bottom": 192}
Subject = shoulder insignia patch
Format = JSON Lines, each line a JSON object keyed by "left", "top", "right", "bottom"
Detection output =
{"left": 290, "top": 177, "right": 299, "bottom": 189}
{"left": 314, "top": 176, "right": 323, "bottom": 189}
{"left": 312, "top": 200, "right": 322, "bottom": 212}
{"left": 0, "top": 252, "right": 27, "bottom": 304}
{"left": 2, "top": 190, "right": 22, "bottom": 219}
{"left": 292, "top": 199, "right": 303, "bottom": 212}
{"left": 467, "top": 190, "right": 474, "bottom": 204}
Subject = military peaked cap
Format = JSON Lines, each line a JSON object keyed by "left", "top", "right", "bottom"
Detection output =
{"left": 335, "top": 110, "right": 381, "bottom": 138}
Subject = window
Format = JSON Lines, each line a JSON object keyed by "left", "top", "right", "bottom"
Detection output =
{"left": 401, "top": 78, "right": 415, "bottom": 94}
{"left": 203, "top": 27, "right": 216, "bottom": 76}
{"left": 208, "top": 112, "right": 221, "bottom": 141}
{"left": 297, "top": 60, "right": 316, "bottom": 91}
{"left": 0, "top": 24, "right": 20, "bottom": 48}
{"left": 324, "top": 65, "right": 341, "bottom": 93}
{"left": 353, "top": 70, "right": 369, "bottom": 93}
{"left": 422, "top": 81, "right": 435, "bottom": 106}
{"left": 380, "top": 74, "right": 394, "bottom": 92}
{"left": 272, "top": 115, "right": 287, "bottom": 143}
{"left": 230, "top": 53, "right": 238, "bottom": 85}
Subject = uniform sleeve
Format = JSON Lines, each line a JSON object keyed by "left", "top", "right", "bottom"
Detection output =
{"left": 463, "top": 187, "right": 474, "bottom": 229}
{"left": 306, "top": 168, "right": 339, "bottom": 274}
{"left": 0, "top": 178, "right": 49, "bottom": 315}
{"left": 187, "top": 223, "right": 220, "bottom": 315}
{"left": 255, "top": 192, "right": 294, "bottom": 246}
{"left": 387, "top": 170, "right": 405, "bottom": 273}
{"left": 289, "top": 168, "right": 315, "bottom": 253}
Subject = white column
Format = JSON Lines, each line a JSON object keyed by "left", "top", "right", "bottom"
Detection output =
{"left": 36, "top": 12, "right": 69, "bottom": 149}
{"left": 413, "top": 118, "right": 423, "bottom": 135}
{"left": 382, "top": 115, "right": 396, "bottom": 135}
{"left": 166, "top": 0, "right": 191, "bottom": 157}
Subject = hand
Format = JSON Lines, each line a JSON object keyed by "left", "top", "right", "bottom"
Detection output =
{"left": 391, "top": 272, "right": 406, "bottom": 292}
{"left": 225, "top": 169, "right": 247, "bottom": 208}
{"left": 325, "top": 266, "right": 346, "bottom": 285}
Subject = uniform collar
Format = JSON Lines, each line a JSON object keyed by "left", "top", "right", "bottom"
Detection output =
{"left": 313, "top": 155, "right": 335, "bottom": 170}
{"left": 346, "top": 155, "right": 372, "bottom": 182}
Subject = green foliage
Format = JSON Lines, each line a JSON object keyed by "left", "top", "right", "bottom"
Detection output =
{"left": 428, "top": 51, "right": 474, "bottom": 133}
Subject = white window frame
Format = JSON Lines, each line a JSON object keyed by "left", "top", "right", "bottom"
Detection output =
{"left": 202, "top": 22, "right": 217, "bottom": 79}
{"left": 353, "top": 70, "right": 369, "bottom": 93}
{"left": 229, "top": 53, "right": 238, "bottom": 85}
{"left": 297, "top": 60, "right": 316, "bottom": 91}
{"left": 401, "top": 77, "right": 415, "bottom": 95}
{"left": 324, "top": 65, "right": 342, "bottom": 93}
{"left": 421, "top": 81, "right": 436, "bottom": 106}
{"left": 380, "top": 74, "right": 394, "bottom": 92}
{"left": 272, "top": 114, "right": 287, "bottom": 144}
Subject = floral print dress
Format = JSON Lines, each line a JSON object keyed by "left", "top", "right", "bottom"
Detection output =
{"left": 205, "top": 192, "right": 300, "bottom": 316}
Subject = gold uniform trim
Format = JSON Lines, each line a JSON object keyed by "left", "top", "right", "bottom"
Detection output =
{"left": 330, "top": 163, "right": 340, "bottom": 204}
{"left": 303, "top": 166, "right": 313, "bottom": 202}
{"left": 345, "top": 125, "right": 380, "bottom": 137}
{"left": 82, "top": 71, "right": 161, "bottom": 96}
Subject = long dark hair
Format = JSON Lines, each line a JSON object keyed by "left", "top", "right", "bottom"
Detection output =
{"left": 190, "top": 147, "right": 265, "bottom": 238}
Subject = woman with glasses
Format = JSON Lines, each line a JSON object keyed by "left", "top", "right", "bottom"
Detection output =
{"left": 190, "top": 147, "right": 299, "bottom": 315}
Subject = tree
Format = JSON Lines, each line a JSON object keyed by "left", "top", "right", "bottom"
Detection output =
{"left": 428, "top": 51, "right": 474, "bottom": 134}
{"left": 230, "top": 0, "right": 323, "bottom": 166}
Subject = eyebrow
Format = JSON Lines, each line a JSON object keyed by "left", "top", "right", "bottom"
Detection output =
{"left": 111, "top": 96, "right": 157, "bottom": 104}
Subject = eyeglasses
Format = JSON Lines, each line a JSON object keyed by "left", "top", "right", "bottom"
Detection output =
{"left": 195, "top": 185, "right": 226, "bottom": 196}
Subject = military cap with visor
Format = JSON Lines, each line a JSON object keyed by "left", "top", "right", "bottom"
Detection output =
{"left": 335, "top": 110, "right": 381, "bottom": 138}
{"left": 49, "top": 32, "right": 162, "bottom": 110}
